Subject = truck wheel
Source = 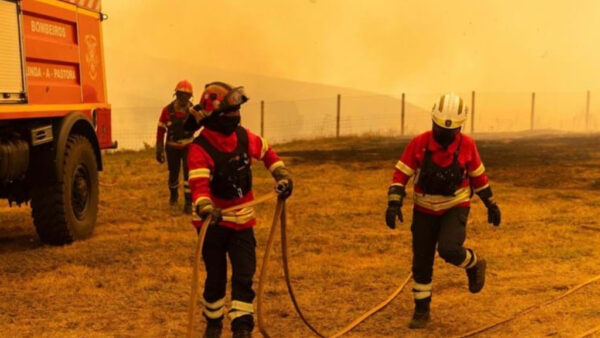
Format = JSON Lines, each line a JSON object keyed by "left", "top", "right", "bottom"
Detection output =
{"left": 31, "top": 135, "right": 99, "bottom": 245}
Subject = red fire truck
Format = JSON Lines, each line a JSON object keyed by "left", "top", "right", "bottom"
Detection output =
{"left": 0, "top": 0, "right": 113, "bottom": 245}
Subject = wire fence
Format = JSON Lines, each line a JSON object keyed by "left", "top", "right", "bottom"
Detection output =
{"left": 112, "top": 91, "right": 599, "bottom": 150}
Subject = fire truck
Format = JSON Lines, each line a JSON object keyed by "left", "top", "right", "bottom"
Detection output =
{"left": 0, "top": 0, "right": 113, "bottom": 245}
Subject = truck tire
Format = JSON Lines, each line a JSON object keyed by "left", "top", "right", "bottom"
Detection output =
{"left": 31, "top": 135, "right": 99, "bottom": 245}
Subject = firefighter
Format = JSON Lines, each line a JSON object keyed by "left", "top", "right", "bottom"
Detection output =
{"left": 188, "top": 82, "right": 293, "bottom": 338}
{"left": 156, "top": 80, "right": 199, "bottom": 214}
{"left": 385, "top": 93, "right": 501, "bottom": 329}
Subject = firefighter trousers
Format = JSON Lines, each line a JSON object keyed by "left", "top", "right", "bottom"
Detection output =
{"left": 201, "top": 225, "right": 256, "bottom": 332}
{"left": 411, "top": 207, "right": 477, "bottom": 302}
{"left": 165, "top": 146, "right": 190, "bottom": 201}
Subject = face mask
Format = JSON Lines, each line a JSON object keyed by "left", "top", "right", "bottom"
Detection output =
{"left": 432, "top": 124, "right": 459, "bottom": 147}
{"left": 204, "top": 114, "right": 240, "bottom": 135}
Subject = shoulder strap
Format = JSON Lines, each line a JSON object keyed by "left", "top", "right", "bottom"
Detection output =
{"left": 234, "top": 127, "right": 248, "bottom": 154}
{"left": 168, "top": 102, "right": 176, "bottom": 120}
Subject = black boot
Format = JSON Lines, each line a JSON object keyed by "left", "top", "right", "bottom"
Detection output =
{"left": 169, "top": 188, "right": 178, "bottom": 205}
{"left": 232, "top": 329, "right": 252, "bottom": 338}
{"left": 203, "top": 322, "right": 222, "bottom": 338}
{"left": 409, "top": 298, "right": 430, "bottom": 329}
{"left": 183, "top": 193, "right": 192, "bottom": 214}
{"left": 467, "top": 258, "right": 487, "bottom": 293}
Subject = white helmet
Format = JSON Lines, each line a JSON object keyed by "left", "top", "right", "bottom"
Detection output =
{"left": 431, "top": 93, "right": 468, "bottom": 129}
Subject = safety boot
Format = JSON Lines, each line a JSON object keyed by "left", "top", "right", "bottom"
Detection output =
{"left": 203, "top": 322, "right": 222, "bottom": 338}
{"left": 169, "top": 188, "right": 178, "bottom": 205}
{"left": 232, "top": 329, "right": 252, "bottom": 338}
{"left": 183, "top": 194, "right": 193, "bottom": 214}
{"left": 408, "top": 298, "right": 430, "bottom": 329}
{"left": 467, "top": 257, "right": 487, "bottom": 293}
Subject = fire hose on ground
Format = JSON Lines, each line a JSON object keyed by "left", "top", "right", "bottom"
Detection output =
{"left": 186, "top": 192, "right": 412, "bottom": 338}
{"left": 187, "top": 192, "right": 600, "bottom": 338}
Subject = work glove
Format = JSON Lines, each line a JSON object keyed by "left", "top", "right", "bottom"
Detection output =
{"left": 476, "top": 186, "right": 501, "bottom": 227}
{"left": 155, "top": 142, "right": 165, "bottom": 164}
{"left": 272, "top": 166, "right": 293, "bottom": 200}
{"left": 486, "top": 203, "right": 501, "bottom": 226}
{"left": 385, "top": 185, "right": 406, "bottom": 230}
{"left": 195, "top": 199, "right": 222, "bottom": 225}
{"left": 191, "top": 105, "right": 212, "bottom": 122}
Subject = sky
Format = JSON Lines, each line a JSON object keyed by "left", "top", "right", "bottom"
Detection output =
{"left": 103, "top": 0, "right": 600, "bottom": 95}
{"left": 101, "top": 0, "right": 600, "bottom": 147}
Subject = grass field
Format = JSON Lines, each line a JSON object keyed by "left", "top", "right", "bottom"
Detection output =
{"left": 1, "top": 133, "right": 600, "bottom": 337}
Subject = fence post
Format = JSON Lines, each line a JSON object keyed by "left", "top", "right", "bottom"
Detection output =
{"left": 471, "top": 91, "right": 475, "bottom": 134}
{"left": 530, "top": 92, "right": 536, "bottom": 130}
{"left": 336, "top": 94, "right": 341, "bottom": 138}
{"left": 401, "top": 93, "right": 405, "bottom": 136}
{"left": 586, "top": 90, "right": 591, "bottom": 131}
{"left": 260, "top": 100, "right": 265, "bottom": 137}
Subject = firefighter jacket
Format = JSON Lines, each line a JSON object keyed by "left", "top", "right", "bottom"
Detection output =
{"left": 156, "top": 101, "right": 196, "bottom": 149}
{"left": 391, "top": 131, "right": 489, "bottom": 215}
{"left": 188, "top": 127, "right": 285, "bottom": 230}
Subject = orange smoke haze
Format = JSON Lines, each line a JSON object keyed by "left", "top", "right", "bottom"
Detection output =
{"left": 103, "top": 0, "right": 600, "bottom": 95}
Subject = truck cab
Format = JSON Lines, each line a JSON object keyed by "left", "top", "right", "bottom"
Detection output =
{"left": 0, "top": 0, "right": 113, "bottom": 245}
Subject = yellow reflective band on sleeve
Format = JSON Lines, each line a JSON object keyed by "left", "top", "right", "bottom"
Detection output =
{"left": 268, "top": 161, "right": 285, "bottom": 173}
{"left": 468, "top": 163, "right": 485, "bottom": 177}
{"left": 202, "top": 297, "right": 225, "bottom": 310}
{"left": 395, "top": 161, "right": 415, "bottom": 176}
{"left": 189, "top": 168, "right": 211, "bottom": 179}
{"left": 193, "top": 196, "right": 212, "bottom": 207}
{"left": 157, "top": 122, "right": 167, "bottom": 129}
{"left": 414, "top": 187, "right": 471, "bottom": 212}
{"left": 231, "top": 300, "right": 254, "bottom": 313}
{"left": 259, "top": 136, "right": 269, "bottom": 160}
{"left": 390, "top": 183, "right": 405, "bottom": 187}
{"left": 459, "top": 250, "right": 473, "bottom": 268}
{"left": 473, "top": 183, "right": 490, "bottom": 193}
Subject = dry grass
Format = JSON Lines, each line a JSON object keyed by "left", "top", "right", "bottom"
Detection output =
{"left": 1, "top": 134, "right": 600, "bottom": 337}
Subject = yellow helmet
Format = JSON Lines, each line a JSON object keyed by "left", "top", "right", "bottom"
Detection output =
{"left": 431, "top": 93, "right": 468, "bottom": 129}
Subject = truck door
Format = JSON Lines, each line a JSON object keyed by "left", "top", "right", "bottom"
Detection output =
{"left": 0, "top": 0, "right": 26, "bottom": 104}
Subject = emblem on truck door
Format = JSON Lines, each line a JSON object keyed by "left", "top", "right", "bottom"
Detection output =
{"left": 84, "top": 34, "right": 99, "bottom": 80}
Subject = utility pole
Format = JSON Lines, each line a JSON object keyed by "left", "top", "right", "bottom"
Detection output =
{"left": 336, "top": 94, "right": 341, "bottom": 138}
{"left": 401, "top": 93, "right": 405, "bottom": 136}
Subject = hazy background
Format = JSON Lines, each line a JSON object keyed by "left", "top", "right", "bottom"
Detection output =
{"left": 102, "top": 0, "right": 600, "bottom": 148}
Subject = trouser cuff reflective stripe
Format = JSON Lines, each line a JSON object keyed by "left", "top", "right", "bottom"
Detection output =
{"left": 228, "top": 300, "right": 254, "bottom": 321}
{"left": 412, "top": 282, "right": 432, "bottom": 300}
{"left": 184, "top": 181, "right": 190, "bottom": 193}
{"left": 202, "top": 297, "right": 225, "bottom": 319}
{"left": 461, "top": 249, "right": 478, "bottom": 269}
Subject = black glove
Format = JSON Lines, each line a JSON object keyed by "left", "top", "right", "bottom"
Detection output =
{"left": 155, "top": 142, "right": 165, "bottom": 164}
{"left": 477, "top": 186, "right": 501, "bottom": 227}
{"left": 195, "top": 201, "right": 222, "bottom": 225}
{"left": 385, "top": 185, "right": 406, "bottom": 230}
{"left": 487, "top": 203, "right": 501, "bottom": 226}
{"left": 275, "top": 178, "right": 293, "bottom": 200}
{"left": 272, "top": 166, "right": 293, "bottom": 200}
{"left": 385, "top": 202, "right": 403, "bottom": 230}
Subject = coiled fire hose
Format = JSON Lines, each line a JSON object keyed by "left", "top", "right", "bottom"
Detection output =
{"left": 187, "top": 192, "right": 413, "bottom": 338}
{"left": 187, "top": 193, "right": 600, "bottom": 338}
{"left": 256, "top": 198, "right": 412, "bottom": 338}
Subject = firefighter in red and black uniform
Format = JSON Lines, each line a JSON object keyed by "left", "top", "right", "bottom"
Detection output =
{"left": 156, "top": 80, "right": 199, "bottom": 214}
{"left": 385, "top": 93, "right": 501, "bottom": 329}
{"left": 188, "top": 82, "right": 292, "bottom": 338}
